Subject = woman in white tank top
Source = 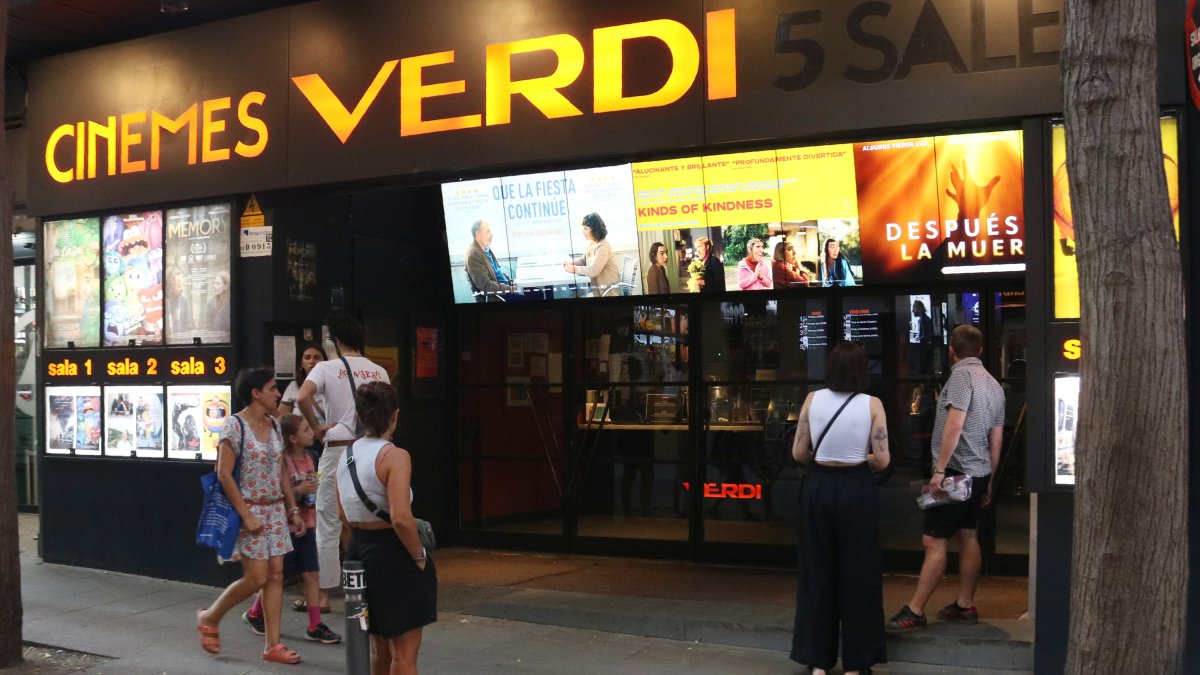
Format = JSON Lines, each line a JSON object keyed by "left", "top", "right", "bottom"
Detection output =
{"left": 788, "top": 342, "right": 891, "bottom": 675}
{"left": 336, "top": 381, "right": 437, "bottom": 674}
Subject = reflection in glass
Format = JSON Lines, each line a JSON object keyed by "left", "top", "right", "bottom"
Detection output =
{"left": 705, "top": 299, "right": 827, "bottom": 382}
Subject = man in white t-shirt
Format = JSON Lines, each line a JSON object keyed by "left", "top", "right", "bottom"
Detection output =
{"left": 297, "top": 312, "right": 390, "bottom": 603}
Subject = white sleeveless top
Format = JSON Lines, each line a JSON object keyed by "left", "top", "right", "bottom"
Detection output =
{"left": 808, "top": 389, "right": 872, "bottom": 463}
{"left": 337, "top": 437, "right": 412, "bottom": 522}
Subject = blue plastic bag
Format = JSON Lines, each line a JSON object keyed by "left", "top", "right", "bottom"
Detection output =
{"left": 196, "top": 470, "right": 240, "bottom": 559}
{"left": 196, "top": 415, "right": 244, "bottom": 559}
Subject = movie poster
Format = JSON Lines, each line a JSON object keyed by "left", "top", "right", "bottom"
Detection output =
{"left": 167, "top": 385, "right": 231, "bottom": 461}
{"left": 105, "top": 386, "right": 164, "bottom": 458}
{"left": 1052, "top": 118, "right": 1179, "bottom": 319}
{"left": 46, "top": 389, "right": 79, "bottom": 454}
{"left": 1054, "top": 375, "right": 1080, "bottom": 485}
{"left": 855, "top": 131, "right": 1024, "bottom": 282}
{"left": 932, "top": 131, "right": 1025, "bottom": 271}
{"left": 499, "top": 170, "right": 579, "bottom": 297}
{"left": 632, "top": 157, "right": 712, "bottom": 294}
{"left": 44, "top": 218, "right": 101, "bottom": 348}
{"left": 287, "top": 239, "right": 317, "bottom": 300}
{"left": 853, "top": 137, "right": 939, "bottom": 283}
{"left": 442, "top": 177, "right": 509, "bottom": 303}
{"left": 164, "top": 204, "right": 232, "bottom": 344}
{"left": 563, "top": 164, "right": 640, "bottom": 297}
{"left": 102, "top": 211, "right": 164, "bottom": 346}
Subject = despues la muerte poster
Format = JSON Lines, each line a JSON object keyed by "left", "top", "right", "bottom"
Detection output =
{"left": 855, "top": 131, "right": 1024, "bottom": 283}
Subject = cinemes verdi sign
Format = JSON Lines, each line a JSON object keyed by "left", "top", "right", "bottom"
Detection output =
{"left": 28, "top": 0, "right": 1068, "bottom": 215}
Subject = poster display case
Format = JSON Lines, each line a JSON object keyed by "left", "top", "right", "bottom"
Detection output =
{"left": 164, "top": 204, "right": 233, "bottom": 344}
{"left": 103, "top": 386, "right": 165, "bottom": 458}
{"left": 166, "top": 385, "right": 232, "bottom": 461}
{"left": 45, "top": 386, "right": 102, "bottom": 455}
{"left": 102, "top": 211, "right": 164, "bottom": 346}
{"left": 44, "top": 218, "right": 101, "bottom": 348}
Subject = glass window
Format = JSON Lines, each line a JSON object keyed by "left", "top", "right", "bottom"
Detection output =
{"left": 704, "top": 298, "right": 828, "bottom": 382}
{"left": 15, "top": 265, "right": 38, "bottom": 506}
{"left": 573, "top": 303, "right": 692, "bottom": 541}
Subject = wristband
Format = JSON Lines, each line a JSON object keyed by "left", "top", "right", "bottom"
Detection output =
{"left": 932, "top": 470, "right": 945, "bottom": 475}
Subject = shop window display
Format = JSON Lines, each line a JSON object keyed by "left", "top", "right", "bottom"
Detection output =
{"left": 574, "top": 304, "right": 691, "bottom": 541}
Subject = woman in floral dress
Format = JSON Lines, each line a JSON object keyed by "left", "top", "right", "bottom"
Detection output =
{"left": 196, "top": 366, "right": 307, "bottom": 665}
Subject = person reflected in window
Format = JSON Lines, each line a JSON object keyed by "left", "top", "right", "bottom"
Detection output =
{"left": 564, "top": 212, "right": 619, "bottom": 297}
{"left": 772, "top": 241, "right": 810, "bottom": 288}
{"left": 465, "top": 219, "right": 522, "bottom": 302}
{"left": 645, "top": 242, "right": 671, "bottom": 294}
{"left": 821, "top": 239, "right": 856, "bottom": 287}
{"left": 737, "top": 238, "right": 773, "bottom": 291}
{"left": 790, "top": 341, "right": 890, "bottom": 675}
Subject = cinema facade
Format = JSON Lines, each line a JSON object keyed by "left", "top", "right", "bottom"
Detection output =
{"left": 19, "top": 2, "right": 1200, "bottom": 672}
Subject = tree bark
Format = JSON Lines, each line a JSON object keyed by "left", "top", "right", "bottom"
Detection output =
{"left": 0, "top": 0, "right": 22, "bottom": 667}
{"left": 1061, "top": 1, "right": 1188, "bottom": 673}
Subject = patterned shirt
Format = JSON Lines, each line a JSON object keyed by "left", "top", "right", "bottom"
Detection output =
{"left": 931, "top": 357, "right": 1006, "bottom": 477}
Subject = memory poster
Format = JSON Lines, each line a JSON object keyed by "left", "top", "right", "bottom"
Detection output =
{"left": 164, "top": 204, "right": 232, "bottom": 344}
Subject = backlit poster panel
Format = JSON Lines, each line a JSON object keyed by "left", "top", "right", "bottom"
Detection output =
{"left": 1051, "top": 118, "right": 1179, "bottom": 319}
{"left": 102, "top": 211, "right": 164, "bottom": 346}
{"left": 167, "top": 385, "right": 231, "bottom": 461}
{"left": 44, "top": 218, "right": 101, "bottom": 348}
{"left": 632, "top": 157, "right": 718, "bottom": 294}
{"left": 45, "top": 386, "right": 102, "bottom": 455}
{"left": 104, "top": 386, "right": 164, "bottom": 458}
{"left": 1054, "top": 375, "right": 1080, "bottom": 485}
{"left": 776, "top": 144, "right": 857, "bottom": 286}
{"left": 564, "top": 164, "right": 641, "bottom": 297}
{"left": 932, "top": 131, "right": 1025, "bottom": 274}
{"left": 500, "top": 171, "right": 581, "bottom": 299}
{"left": 164, "top": 204, "right": 232, "bottom": 344}
{"left": 854, "top": 137, "right": 938, "bottom": 284}
{"left": 442, "top": 177, "right": 510, "bottom": 304}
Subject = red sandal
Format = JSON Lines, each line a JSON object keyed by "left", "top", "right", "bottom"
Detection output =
{"left": 261, "top": 642, "right": 302, "bottom": 665}
{"left": 196, "top": 608, "right": 220, "bottom": 654}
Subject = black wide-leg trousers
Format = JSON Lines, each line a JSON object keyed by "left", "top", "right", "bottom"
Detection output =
{"left": 791, "top": 463, "right": 887, "bottom": 671}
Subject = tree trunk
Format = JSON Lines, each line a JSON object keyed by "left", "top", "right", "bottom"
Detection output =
{"left": 1061, "top": 1, "right": 1188, "bottom": 673}
{"left": 0, "top": 0, "right": 22, "bottom": 667}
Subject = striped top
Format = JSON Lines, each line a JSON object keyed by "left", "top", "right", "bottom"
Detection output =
{"left": 932, "top": 357, "right": 1006, "bottom": 477}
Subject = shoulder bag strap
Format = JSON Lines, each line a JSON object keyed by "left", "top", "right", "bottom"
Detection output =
{"left": 811, "top": 392, "right": 860, "bottom": 459}
{"left": 339, "top": 355, "right": 363, "bottom": 436}
{"left": 231, "top": 414, "right": 245, "bottom": 485}
{"left": 346, "top": 440, "right": 392, "bottom": 524}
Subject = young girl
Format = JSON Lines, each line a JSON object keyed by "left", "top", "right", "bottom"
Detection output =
{"left": 242, "top": 414, "right": 341, "bottom": 644}
{"left": 196, "top": 367, "right": 305, "bottom": 665}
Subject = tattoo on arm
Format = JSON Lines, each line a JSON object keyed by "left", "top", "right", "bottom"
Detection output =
{"left": 871, "top": 426, "right": 888, "bottom": 452}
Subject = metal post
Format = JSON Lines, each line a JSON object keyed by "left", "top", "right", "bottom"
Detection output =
{"left": 342, "top": 560, "right": 370, "bottom": 675}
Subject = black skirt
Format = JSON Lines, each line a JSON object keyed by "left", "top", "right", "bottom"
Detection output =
{"left": 348, "top": 528, "right": 438, "bottom": 637}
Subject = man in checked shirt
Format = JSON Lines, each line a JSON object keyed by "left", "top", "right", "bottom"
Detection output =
{"left": 887, "top": 324, "right": 1006, "bottom": 632}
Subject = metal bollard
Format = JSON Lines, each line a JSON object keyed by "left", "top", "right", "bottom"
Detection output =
{"left": 343, "top": 560, "right": 370, "bottom": 675}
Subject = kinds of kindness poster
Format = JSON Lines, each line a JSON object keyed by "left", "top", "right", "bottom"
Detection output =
{"left": 1051, "top": 118, "right": 1179, "bottom": 319}
{"left": 44, "top": 218, "right": 101, "bottom": 348}
{"left": 102, "top": 211, "right": 164, "bottom": 346}
{"left": 164, "top": 204, "right": 232, "bottom": 344}
{"left": 167, "top": 385, "right": 231, "bottom": 461}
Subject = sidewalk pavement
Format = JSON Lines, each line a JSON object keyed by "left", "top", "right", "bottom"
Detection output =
{"left": 16, "top": 513, "right": 1033, "bottom": 674}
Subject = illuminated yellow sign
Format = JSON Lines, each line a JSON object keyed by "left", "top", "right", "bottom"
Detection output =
{"left": 46, "top": 354, "right": 228, "bottom": 378}
{"left": 1062, "top": 339, "right": 1081, "bottom": 360}
{"left": 45, "top": 11, "right": 739, "bottom": 185}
